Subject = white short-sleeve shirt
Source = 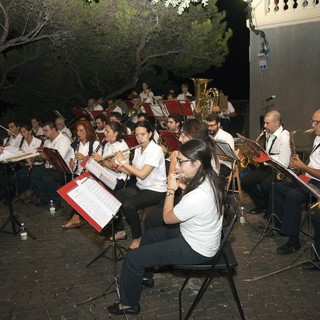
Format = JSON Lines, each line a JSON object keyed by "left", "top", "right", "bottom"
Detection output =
{"left": 174, "top": 178, "right": 223, "bottom": 257}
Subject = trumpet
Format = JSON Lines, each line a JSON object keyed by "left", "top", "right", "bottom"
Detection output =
{"left": 102, "top": 142, "right": 148, "bottom": 161}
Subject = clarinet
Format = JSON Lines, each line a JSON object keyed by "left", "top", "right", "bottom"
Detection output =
{"left": 71, "top": 140, "right": 80, "bottom": 179}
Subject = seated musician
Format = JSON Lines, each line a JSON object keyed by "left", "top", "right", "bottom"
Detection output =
{"left": 137, "top": 113, "right": 159, "bottom": 143}
{"left": 3, "top": 120, "right": 22, "bottom": 148}
{"left": 270, "top": 109, "right": 320, "bottom": 255}
{"left": 107, "top": 139, "right": 225, "bottom": 316}
{"left": 62, "top": 121, "right": 99, "bottom": 228}
{"left": 29, "top": 121, "right": 71, "bottom": 209}
{"left": 241, "top": 110, "right": 291, "bottom": 214}
{"left": 15, "top": 124, "right": 43, "bottom": 201}
{"left": 176, "top": 83, "right": 192, "bottom": 100}
{"left": 127, "top": 95, "right": 146, "bottom": 131}
{"left": 94, "top": 114, "right": 107, "bottom": 134}
{"left": 112, "top": 121, "right": 167, "bottom": 249}
{"left": 87, "top": 98, "right": 103, "bottom": 111}
{"left": 106, "top": 98, "right": 123, "bottom": 114}
{"left": 144, "top": 118, "right": 220, "bottom": 231}
{"left": 31, "top": 118, "right": 44, "bottom": 140}
{"left": 206, "top": 113, "right": 234, "bottom": 178}
{"left": 109, "top": 111, "right": 132, "bottom": 134}
{"left": 55, "top": 117, "right": 72, "bottom": 141}
{"left": 139, "top": 82, "right": 154, "bottom": 103}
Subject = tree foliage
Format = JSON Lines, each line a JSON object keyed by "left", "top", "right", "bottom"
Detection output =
{"left": 1, "top": 0, "right": 232, "bottom": 117}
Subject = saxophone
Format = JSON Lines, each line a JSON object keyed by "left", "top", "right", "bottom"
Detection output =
{"left": 278, "top": 128, "right": 314, "bottom": 179}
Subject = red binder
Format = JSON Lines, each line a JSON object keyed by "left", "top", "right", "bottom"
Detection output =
{"left": 124, "top": 134, "right": 138, "bottom": 148}
{"left": 38, "top": 147, "right": 72, "bottom": 174}
{"left": 159, "top": 131, "right": 181, "bottom": 152}
{"left": 57, "top": 172, "right": 121, "bottom": 232}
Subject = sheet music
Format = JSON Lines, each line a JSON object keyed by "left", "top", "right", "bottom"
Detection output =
{"left": 68, "top": 177, "right": 121, "bottom": 228}
{"left": 0, "top": 146, "right": 25, "bottom": 162}
{"left": 85, "top": 158, "right": 118, "bottom": 190}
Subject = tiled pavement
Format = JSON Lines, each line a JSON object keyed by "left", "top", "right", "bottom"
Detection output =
{"left": 0, "top": 193, "right": 319, "bottom": 320}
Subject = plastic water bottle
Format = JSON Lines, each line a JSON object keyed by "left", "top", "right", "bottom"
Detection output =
{"left": 240, "top": 207, "right": 246, "bottom": 226}
{"left": 20, "top": 223, "right": 28, "bottom": 241}
{"left": 49, "top": 200, "right": 56, "bottom": 216}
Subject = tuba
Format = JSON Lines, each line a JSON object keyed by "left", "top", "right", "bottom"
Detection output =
{"left": 191, "top": 78, "right": 219, "bottom": 122}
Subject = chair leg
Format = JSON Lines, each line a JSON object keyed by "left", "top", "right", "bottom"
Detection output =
{"left": 179, "top": 273, "right": 191, "bottom": 320}
{"left": 184, "top": 275, "right": 213, "bottom": 320}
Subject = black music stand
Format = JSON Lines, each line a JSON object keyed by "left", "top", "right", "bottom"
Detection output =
{"left": 0, "top": 162, "right": 36, "bottom": 239}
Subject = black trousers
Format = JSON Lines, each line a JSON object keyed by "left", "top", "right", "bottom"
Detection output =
{"left": 241, "top": 166, "right": 273, "bottom": 210}
{"left": 114, "top": 186, "right": 166, "bottom": 239}
{"left": 313, "top": 212, "right": 320, "bottom": 258}
{"left": 29, "top": 164, "right": 64, "bottom": 203}
{"left": 118, "top": 226, "right": 212, "bottom": 306}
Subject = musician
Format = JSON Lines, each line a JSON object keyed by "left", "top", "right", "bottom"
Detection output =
{"left": 167, "top": 114, "right": 182, "bottom": 134}
{"left": 3, "top": 121, "right": 22, "bottom": 148}
{"left": 31, "top": 118, "right": 44, "bottom": 139}
{"left": 112, "top": 121, "right": 167, "bottom": 249}
{"left": 137, "top": 113, "right": 159, "bottom": 143}
{"left": 106, "top": 98, "right": 123, "bottom": 114}
{"left": 128, "top": 95, "right": 146, "bottom": 129}
{"left": 15, "top": 124, "right": 43, "bottom": 200}
{"left": 55, "top": 117, "right": 72, "bottom": 141}
{"left": 206, "top": 113, "right": 234, "bottom": 177}
{"left": 144, "top": 118, "right": 220, "bottom": 231}
{"left": 94, "top": 114, "right": 107, "bottom": 134}
{"left": 212, "top": 98, "right": 236, "bottom": 133}
{"left": 167, "top": 91, "right": 176, "bottom": 101}
{"left": 177, "top": 83, "right": 192, "bottom": 100}
{"left": 241, "top": 110, "right": 291, "bottom": 214}
{"left": 87, "top": 98, "right": 103, "bottom": 111}
{"left": 92, "top": 121, "right": 129, "bottom": 190}
{"left": 109, "top": 111, "right": 132, "bottom": 134}
{"left": 107, "top": 139, "right": 224, "bottom": 316}
{"left": 270, "top": 109, "right": 320, "bottom": 255}
{"left": 29, "top": 121, "right": 71, "bottom": 208}
{"left": 139, "top": 82, "right": 154, "bottom": 103}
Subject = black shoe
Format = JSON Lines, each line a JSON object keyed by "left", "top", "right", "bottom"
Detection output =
{"left": 107, "top": 302, "right": 140, "bottom": 315}
{"left": 249, "top": 208, "right": 263, "bottom": 214}
{"left": 142, "top": 278, "right": 154, "bottom": 288}
{"left": 277, "top": 241, "right": 301, "bottom": 255}
{"left": 268, "top": 229, "right": 282, "bottom": 237}
{"left": 302, "top": 261, "right": 320, "bottom": 271}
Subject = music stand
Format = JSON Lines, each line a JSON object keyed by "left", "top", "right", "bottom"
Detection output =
{"left": 159, "top": 130, "right": 181, "bottom": 152}
{"left": 0, "top": 162, "right": 36, "bottom": 239}
{"left": 57, "top": 173, "right": 124, "bottom": 306}
{"left": 124, "top": 134, "right": 138, "bottom": 148}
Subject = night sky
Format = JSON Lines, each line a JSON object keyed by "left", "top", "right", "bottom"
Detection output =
{"left": 207, "top": 0, "right": 249, "bottom": 100}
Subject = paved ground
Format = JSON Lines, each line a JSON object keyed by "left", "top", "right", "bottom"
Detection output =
{"left": 0, "top": 192, "right": 320, "bottom": 320}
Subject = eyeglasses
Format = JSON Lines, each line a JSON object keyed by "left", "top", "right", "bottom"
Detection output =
{"left": 310, "top": 120, "right": 320, "bottom": 125}
{"left": 176, "top": 157, "right": 192, "bottom": 164}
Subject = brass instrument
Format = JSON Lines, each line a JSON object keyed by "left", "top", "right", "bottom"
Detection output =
{"left": 191, "top": 78, "right": 219, "bottom": 122}
{"left": 276, "top": 128, "right": 314, "bottom": 180}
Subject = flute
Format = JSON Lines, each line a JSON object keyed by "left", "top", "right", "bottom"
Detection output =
{"left": 102, "top": 142, "right": 148, "bottom": 161}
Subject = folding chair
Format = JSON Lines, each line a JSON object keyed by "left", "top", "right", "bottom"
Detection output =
{"left": 173, "top": 194, "right": 245, "bottom": 320}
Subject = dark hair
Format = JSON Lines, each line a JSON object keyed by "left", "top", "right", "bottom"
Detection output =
{"left": 43, "top": 121, "right": 57, "bottom": 130}
{"left": 134, "top": 121, "right": 154, "bottom": 140}
{"left": 167, "top": 92, "right": 176, "bottom": 99}
{"left": 205, "top": 112, "right": 221, "bottom": 124}
{"left": 181, "top": 119, "right": 219, "bottom": 170}
{"left": 107, "top": 121, "right": 125, "bottom": 142}
{"left": 168, "top": 114, "right": 183, "bottom": 127}
{"left": 179, "top": 139, "right": 224, "bottom": 216}
{"left": 95, "top": 114, "right": 106, "bottom": 122}
{"left": 137, "top": 112, "right": 149, "bottom": 121}
{"left": 20, "top": 124, "right": 33, "bottom": 132}
{"left": 7, "top": 120, "right": 20, "bottom": 128}
{"left": 74, "top": 120, "right": 96, "bottom": 143}
{"left": 109, "top": 112, "right": 122, "bottom": 121}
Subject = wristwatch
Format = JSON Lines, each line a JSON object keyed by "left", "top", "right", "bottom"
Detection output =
{"left": 166, "top": 191, "right": 174, "bottom": 196}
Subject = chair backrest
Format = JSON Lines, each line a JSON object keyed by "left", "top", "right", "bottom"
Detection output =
{"left": 209, "top": 194, "right": 240, "bottom": 267}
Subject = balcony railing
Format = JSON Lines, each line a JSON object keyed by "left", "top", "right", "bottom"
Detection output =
{"left": 251, "top": 0, "right": 320, "bottom": 28}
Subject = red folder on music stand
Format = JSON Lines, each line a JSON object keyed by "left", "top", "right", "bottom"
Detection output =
{"left": 71, "top": 107, "right": 91, "bottom": 119}
{"left": 39, "top": 147, "right": 72, "bottom": 174}
{"left": 96, "top": 132, "right": 105, "bottom": 142}
{"left": 124, "top": 134, "right": 138, "bottom": 148}
{"left": 179, "top": 100, "right": 193, "bottom": 116}
{"left": 57, "top": 172, "right": 122, "bottom": 232}
{"left": 142, "top": 103, "right": 154, "bottom": 117}
{"left": 123, "top": 100, "right": 134, "bottom": 110}
{"left": 159, "top": 131, "right": 181, "bottom": 152}
{"left": 164, "top": 100, "right": 182, "bottom": 115}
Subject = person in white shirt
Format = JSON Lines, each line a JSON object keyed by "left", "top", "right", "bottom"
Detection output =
{"left": 242, "top": 109, "right": 291, "bottom": 214}
{"left": 3, "top": 121, "right": 22, "bottom": 148}
{"left": 31, "top": 118, "right": 44, "bottom": 139}
{"left": 212, "top": 99, "right": 237, "bottom": 133}
{"left": 137, "top": 113, "right": 160, "bottom": 143}
{"left": 87, "top": 98, "right": 103, "bottom": 111}
{"left": 29, "top": 121, "right": 71, "bottom": 208}
{"left": 106, "top": 98, "right": 123, "bottom": 114}
{"left": 94, "top": 114, "right": 107, "bottom": 134}
{"left": 109, "top": 112, "right": 132, "bottom": 134}
{"left": 176, "top": 83, "right": 193, "bottom": 100}
{"left": 271, "top": 109, "right": 320, "bottom": 255}
{"left": 15, "top": 124, "right": 43, "bottom": 200}
{"left": 62, "top": 121, "right": 99, "bottom": 228}
{"left": 139, "top": 82, "right": 154, "bottom": 103}
{"left": 55, "top": 117, "right": 72, "bottom": 141}
{"left": 206, "top": 113, "right": 235, "bottom": 177}
{"left": 113, "top": 121, "right": 167, "bottom": 250}
{"left": 107, "top": 139, "right": 225, "bottom": 316}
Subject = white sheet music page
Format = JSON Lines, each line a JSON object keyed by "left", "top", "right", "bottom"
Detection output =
{"left": 67, "top": 177, "right": 121, "bottom": 228}
{"left": 0, "top": 146, "right": 25, "bottom": 162}
{"left": 85, "top": 158, "right": 118, "bottom": 190}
